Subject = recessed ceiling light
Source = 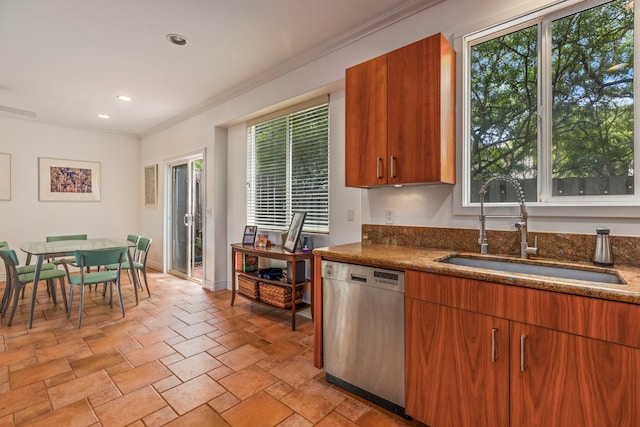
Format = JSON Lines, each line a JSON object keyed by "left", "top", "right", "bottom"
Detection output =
{"left": 166, "top": 33, "right": 188, "bottom": 46}
{"left": 116, "top": 95, "right": 132, "bottom": 102}
{"left": 97, "top": 114, "right": 110, "bottom": 119}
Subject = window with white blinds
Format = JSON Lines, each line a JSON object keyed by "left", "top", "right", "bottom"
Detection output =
{"left": 246, "top": 100, "right": 329, "bottom": 234}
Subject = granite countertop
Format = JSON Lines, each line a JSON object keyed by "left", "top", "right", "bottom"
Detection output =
{"left": 313, "top": 242, "right": 640, "bottom": 305}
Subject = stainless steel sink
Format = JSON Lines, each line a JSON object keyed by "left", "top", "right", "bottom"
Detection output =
{"left": 439, "top": 256, "right": 624, "bottom": 285}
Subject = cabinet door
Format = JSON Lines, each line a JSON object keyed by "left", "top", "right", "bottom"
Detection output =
{"left": 387, "top": 33, "right": 455, "bottom": 185}
{"left": 345, "top": 55, "right": 388, "bottom": 187}
{"left": 406, "top": 299, "right": 509, "bottom": 426}
{"left": 511, "top": 323, "right": 640, "bottom": 426}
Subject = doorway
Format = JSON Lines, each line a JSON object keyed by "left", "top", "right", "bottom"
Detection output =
{"left": 167, "top": 153, "right": 204, "bottom": 283}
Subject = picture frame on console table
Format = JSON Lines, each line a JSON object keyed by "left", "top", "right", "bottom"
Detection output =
{"left": 242, "top": 225, "right": 257, "bottom": 246}
{"left": 283, "top": 211, "right": 306, "bottom": 252}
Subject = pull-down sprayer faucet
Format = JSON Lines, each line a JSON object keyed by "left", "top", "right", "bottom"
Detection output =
{"left": 478, "top": 175, "right": 538, "bottom": 258}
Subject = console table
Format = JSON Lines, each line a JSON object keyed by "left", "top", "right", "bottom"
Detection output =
{"left": 230, "top": 243, "right": 313, "bottom": 331}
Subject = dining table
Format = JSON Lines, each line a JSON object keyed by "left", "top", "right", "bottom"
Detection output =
{"left": 20, "top": 237, "right": 139, "bottom": 329}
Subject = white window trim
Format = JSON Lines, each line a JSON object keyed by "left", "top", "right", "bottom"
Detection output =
{"left": 453, "top": 0, "right": 640, "bottom": 219}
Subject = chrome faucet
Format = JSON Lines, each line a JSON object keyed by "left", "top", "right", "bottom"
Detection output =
{"left": 478, "top": 175, "right": 538, "bottom": 258}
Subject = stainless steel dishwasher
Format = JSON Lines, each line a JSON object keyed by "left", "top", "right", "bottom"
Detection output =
{"left": 322, "top": 260, "right": 406, "bottom": 417}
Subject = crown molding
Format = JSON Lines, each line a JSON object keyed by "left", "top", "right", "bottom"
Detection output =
{"left": 139, "top": 0, "right": 445, "bottom": 138}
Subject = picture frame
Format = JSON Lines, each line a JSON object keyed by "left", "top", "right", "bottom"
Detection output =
{"left": 283, "top": 211, "right": 306, "bottom": 252}
{"left": 38, "top": 157, "right": 101, "bottom": 202}
{"left": 0, "top": 153, "right": 10, "bottom": 201}
{"left": 242, "top": 225, "right": 257, "bottom": 246}
{"left": 144, "top": 164, "right": 158, "bottom": 207}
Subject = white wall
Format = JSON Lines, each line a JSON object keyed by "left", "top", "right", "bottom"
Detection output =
{"left": 137, "top": 0, "right": 640, "bottom": 291}
{"left": 0, "top": 116, "right": 139, "bottom": 271}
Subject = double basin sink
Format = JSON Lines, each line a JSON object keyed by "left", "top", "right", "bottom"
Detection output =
{"left": 439, "top": 255, "right": 624, "bottom": 285}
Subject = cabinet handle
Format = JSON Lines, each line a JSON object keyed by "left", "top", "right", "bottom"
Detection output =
{"left": 520, "top": 334, "right": 527, "bottom": 372}
{"left": 390, "top": 156, "right": 397, "bottom": 178}
{"left": 376, "top": 157, "right": 382, "bottom": 179}
{"left": 491, "top": 328, "right": 497, "bottom": 363}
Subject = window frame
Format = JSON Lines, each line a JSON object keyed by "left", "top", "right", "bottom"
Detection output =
{"left": 246, "top": 97, "right": 330, "bottom": 234}
{"left": 461, "top": 0, "right": 639, "bottom": 210}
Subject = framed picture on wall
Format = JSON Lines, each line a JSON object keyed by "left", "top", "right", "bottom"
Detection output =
{"left": 283, "top": 211, "right": 306, "bottom": 252}
{"left": 144, "top": 164, "right": 157, "bottom": 207}
{"left": 38, "top": 157, "right": 101, "bottom": 202}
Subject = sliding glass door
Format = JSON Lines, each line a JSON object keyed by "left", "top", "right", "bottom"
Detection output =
{"left": 168, "top": 155, "right": 204, "bottom": 283}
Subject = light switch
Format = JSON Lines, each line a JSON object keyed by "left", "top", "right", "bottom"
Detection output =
{"left": 347, "top": 208, "right": 355, "bottom": 221}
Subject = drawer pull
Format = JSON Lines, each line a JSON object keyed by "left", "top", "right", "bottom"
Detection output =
{"left": 520, "top": 334, "right": 527, "bottom": 372}
{"left": 491, "top": 328, "right": 498, "bottom": 362}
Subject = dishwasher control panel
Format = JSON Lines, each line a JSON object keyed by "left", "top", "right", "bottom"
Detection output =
{"left": 321, "top": 260, "right": 404, "bottom": 293}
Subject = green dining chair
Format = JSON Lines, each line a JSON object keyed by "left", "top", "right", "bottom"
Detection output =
{"left": 45, "top": 234, "right": 88, "bottom": 267}
{"left": 104, "top": 237, "right": 152, "bottom": 298}
{"left": 0, "top": 241, "right": 56, "bottom": 274}
{"left": 0, "top": 249, "right": 67, "bottom": 326}
{"left": 61, "top": 247, "right": 128, "bottom": 328}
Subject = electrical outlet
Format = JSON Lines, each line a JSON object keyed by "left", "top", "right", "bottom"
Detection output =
{"left": 385, "top": 209, "right": 395, "bottom": 225}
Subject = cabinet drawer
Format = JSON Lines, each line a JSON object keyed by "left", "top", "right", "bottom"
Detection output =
{"left": 406, "top": 271, "right": 526, "bottom": 322}
{"left": 524, "top": 288, "right": 640, "bottom": 348}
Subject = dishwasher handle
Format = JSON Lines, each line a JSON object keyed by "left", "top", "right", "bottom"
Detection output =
{"left": 350, "top": 274, "right": 367, "bottom": 283}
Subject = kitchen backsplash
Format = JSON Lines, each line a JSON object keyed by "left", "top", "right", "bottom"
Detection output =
{"left": 362, "top": 225, "right": 640, "bottom": 267}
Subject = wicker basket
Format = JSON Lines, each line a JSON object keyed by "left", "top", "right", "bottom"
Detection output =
{"left": 259, "top": 282, "right": 303, "bottom": 308}
{"left": 238, "top": 275, "right": 260, "bottom": 300}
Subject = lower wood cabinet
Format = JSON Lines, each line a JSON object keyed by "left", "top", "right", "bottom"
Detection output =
{"left": 510, "top": 322, "right": 640, "bottom": 427}
{"left": 405, "top": 271, "right": 640, "bottom": 427}
{"left": 406, "top": 299, "right": 509, "bottom": 425}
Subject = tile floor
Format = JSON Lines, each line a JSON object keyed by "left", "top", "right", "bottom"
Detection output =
{"left": 0, "top": 270, "right": 418, "bottom": 426}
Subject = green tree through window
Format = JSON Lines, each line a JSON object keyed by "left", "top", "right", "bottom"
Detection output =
{"left": 468, "top": 0, "right": 634, "bottom": 203}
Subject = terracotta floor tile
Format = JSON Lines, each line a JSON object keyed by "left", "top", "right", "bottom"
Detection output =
{"left": 316, "top": 412, "right": 358, "bottom": 427}
{"left": 164, "top": 404, "right": 230, "bottom": 427}
{"left": 279, "top": 413, "right": 315, "bottom": 427}
{"left": 123, "top": 341, "right": 175, "bottom": 367}
{"left": 280, "top": 380, "right": 346, "bottom": 423}
{"left": 141, "top": 405, "right": 178, "bottom": 427}
{"left": 132, "top": 326, "right": 179, "bottom": 347}
{"left": 335, "top": 397, "right": 372, "bottom": 421}
{"left": 262, "top": 340, "right": 306, "bottom": 361}
{"left": 171, "top": 334, "right": 218, "bottom": 358}
{"left": 215, "top": 328, "right": 267, "bottom": 350}
{"left": 219, "top": 365, "right": 277, "bottom": 400}
{"left": 221, "top": 390, "right": 293, "bottom": 427}
{"left": 217, "top": 343, "right": 268, "bottom": 371}
{"left": 269, "top": 357, "right": 323, "bottom": 388}
{"left": 12, "top": 400, "right": 51, "bottom": 426}
{"left": 173, "top": 321, "right": 218, "bottom": 339}
{"left": 0, "top": 382, "right": 48, "bottom": 417}
{"left": 161, "top": 374, "right": 226, "bottom": 415}
{"left": 152, "top": 374, "right": 182, "bottom": 393}
{"left": 36, "top": 338, "right": 92, "bottom": 363}
{"left": 0, "top": 273, "right": 412, "bottom": 427}
{"left": 19, "top": 399, "right": 98, "bottom": 427}
{"left": 166, "top": 351, "right": 222, "bottom": 382}
{"left": 265, "top": 380, "right": 294, "bottom": 400}
{"left": 0, "top": 347, "right": 36, "bottom": 368}
{"left": 354, "top": 407, "right": 414, "bottom": 426}
{"left": 94, "top": 386, "right": 166, "bottom": 427}
{"left": 209, "top": 391, "right": 240, "bottom": 413}
{"left": 69, "top": 350, "right": 127, "bottom": 377}
{"left": 112, "top": 360, "right": 172, "bottom": 394}
{"left": 9, "top": 357, "right": 71, "bottom": 388}
{"left": 48, "top": 370, "right": 117, "bottom": 409}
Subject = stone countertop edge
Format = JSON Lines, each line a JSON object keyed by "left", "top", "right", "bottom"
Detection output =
{"left": 313, "top": 242, "right": 640, "bottom": 305}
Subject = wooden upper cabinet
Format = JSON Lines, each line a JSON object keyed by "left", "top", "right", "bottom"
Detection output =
{"left": 345, "top": 32, "right": 455, "bottom": 188}
{"left": 345, "top": 55, "right": 388, "bottom": 187}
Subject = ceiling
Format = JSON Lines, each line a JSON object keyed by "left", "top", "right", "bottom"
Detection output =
{"left": 0, "top": 0, "right": 435, "bottom": 137}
